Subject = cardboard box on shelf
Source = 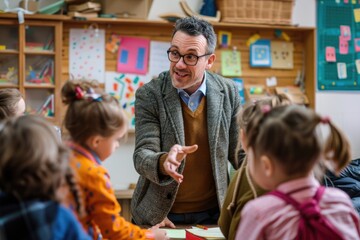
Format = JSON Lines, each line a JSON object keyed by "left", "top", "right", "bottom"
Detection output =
{"left": 101, "top": 0, "right": 153, "bottom": 19}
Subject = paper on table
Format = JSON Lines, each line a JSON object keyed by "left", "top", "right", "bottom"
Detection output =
{"left": 186, "top": 227, "right": 225, "bottom": 239}
{"left": 164, "top": 229, "right": 186, "bottom": 239}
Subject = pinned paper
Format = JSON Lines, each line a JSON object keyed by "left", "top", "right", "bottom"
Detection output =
{"left": 218, "top": 31, "right": 232, "bottom": 48}
{"left": 69, "top": 28, "right": 105, "bottom": 83}
{"left": 344, "top": 0, "right": 349, "bottom": 3}
{"left": 354, "top": 38, "right": 360, "bottom": 52}
{"left": 356, "top": 59, "right": 360, "bottom": 74}
{"left": 340, "top": 25, "right": 351, "bottom": 41}
{"left": 339, "top": 37, "right": 349, "bottom": 54}
{"left": 271, "top": 41, "right": 294, "bottom": 69}
{"left": 250, "top": 39, "right": 271, "bottom": 67}
{"left": 337, "top": 62, "right": 347, "bottom": 79}
{"left": 355, "top": 59, "right": 360, "bottom": 74}
{"left": 117, "top": 36, "right": 150, "bottom": 75}
{"left": 105, "top": 72, "right": 150, "bottom": 129}
{"left": 246, "top": 34, "right": 261, "bottom": 47}
{"left": 221, "top": 50, "right": 242, "bottom": 76}
{"left": 325, "top": 47, "right": 336, "bottom": 62}
{"left": 354, "top": 8, "right": 360, "bottom": 22}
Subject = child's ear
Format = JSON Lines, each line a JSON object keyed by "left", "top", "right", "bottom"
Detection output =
{"left": 86, "top": 135, "right": 102, "bottom": 149}
{"left": 260, "top": 155, "right": 273, "bottom": 177}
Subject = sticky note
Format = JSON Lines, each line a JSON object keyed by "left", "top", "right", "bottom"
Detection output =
{"left": 354, "top": 8, "right": 360, "bottom": 22}
{"left": 339, "top": 37, "right": 349, "bottom": 54}
{"left": 356, "top": 59, "right": 360, "bottom": 74}
{"left": 340, "top": 25, "right": 351, "bottom": 41}
{"left": 354, "top": 38, "right": 360, "bottom": 52}
{"left": 337, "top": 62, "right": 347, "bottom": 79}
{"left": 325, "top": 47, "right": 336, "bottom": 62}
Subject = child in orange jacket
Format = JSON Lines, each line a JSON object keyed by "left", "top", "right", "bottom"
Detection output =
{"left": 62, "top": 80, "right": 168, "bottom": 240}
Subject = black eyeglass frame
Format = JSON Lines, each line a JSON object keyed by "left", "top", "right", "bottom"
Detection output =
{"left": 166, "top": 50, "right": 212, "bottom": 66}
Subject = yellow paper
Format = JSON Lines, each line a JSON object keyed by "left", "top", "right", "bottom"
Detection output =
{"left": 354, "top": 9, "right": 360, "bottom": 22}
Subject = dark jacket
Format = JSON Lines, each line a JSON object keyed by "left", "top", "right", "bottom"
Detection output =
{"left": 324, "top": 158, "right": 360, "bottom": 215}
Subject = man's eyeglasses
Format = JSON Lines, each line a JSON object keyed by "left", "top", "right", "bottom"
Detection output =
{"left": 167, "top": 50, "right": 212, "bottom": 66}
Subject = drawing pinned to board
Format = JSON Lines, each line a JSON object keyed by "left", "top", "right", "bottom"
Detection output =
{"left": 117, "top": 36, "right": 150, "bottom": 75}
{"left": 105, "top": 72, "right": 150, "bottom": 129}
{"left": 221, "top": 50, "right": 242, "bottom": 76}
{"left": 271, "top": 41, "right": 294, "bottom": 69}
{"left": 250, "top": 39, "right": 271, "bottom": 67}
{"left": 69, "top": 28, "right": 105, "bottom": 83}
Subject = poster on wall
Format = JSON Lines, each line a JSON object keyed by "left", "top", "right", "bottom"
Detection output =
{"left": 69, "top": 28, "right": 105, "bottom": 83}
{"left": 105, "top": 72, "right": 150, "bottom": 130}
{"left": 317, "top": 0, "right": 360, "bottom": 90}
{"left": 117, "top": 36, "right": 150, "bottom": 75}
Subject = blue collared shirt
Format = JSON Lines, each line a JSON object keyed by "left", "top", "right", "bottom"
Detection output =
{"left": 177, "top": 73, "right": 207, "bottom": 112}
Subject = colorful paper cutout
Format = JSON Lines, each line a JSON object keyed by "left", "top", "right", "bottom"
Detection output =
{"left": 250, "top": 39, "right": 271, "bottom": 67}
{"left": 105, "top": 72, "right": 150, "bottom": 130}
{"left": 117, "top": 36, "right": 150, "bottom": 75}
{"left": 339, "top": 36, "right": 349, "bottom": 54}
{"left": 221, "top": 50, "right": 242, "bottom": 76}
{"left": 325, "top": 46, "right": 336, "bottom": 62}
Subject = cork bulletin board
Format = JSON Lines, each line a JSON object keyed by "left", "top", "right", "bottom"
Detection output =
{"left": 317, "top": 0, "right": 360, "bottom": 91}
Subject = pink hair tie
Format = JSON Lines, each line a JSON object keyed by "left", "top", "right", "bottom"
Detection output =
{"left": 261, "top": 105, "right": 271, "bottom": 114}
{"left": 321, "top": 116, "right": 330, "bottom": 124}
{"left": 75, "top": 86, "right": 85, "bottom": 99}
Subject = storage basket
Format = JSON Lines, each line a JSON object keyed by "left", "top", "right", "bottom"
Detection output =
{"left": 216, "top": 0, "right": 294, "bottom": 25}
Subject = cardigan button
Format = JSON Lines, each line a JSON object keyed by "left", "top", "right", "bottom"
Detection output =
{"left": 166, "top": 193, "right": 172, "bottom": 199}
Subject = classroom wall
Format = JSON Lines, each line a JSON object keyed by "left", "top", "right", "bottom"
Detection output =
{"left": 105, "top": 0, "right": 360, "bottom": 189}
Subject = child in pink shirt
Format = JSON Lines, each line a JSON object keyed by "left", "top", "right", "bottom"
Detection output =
{"left": 236, "top": 105, "right": 360, "bottom": 240}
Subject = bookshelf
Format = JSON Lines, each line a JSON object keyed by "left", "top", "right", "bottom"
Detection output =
{"left": 0, "top": 16, "right": 62, "bottom": 125}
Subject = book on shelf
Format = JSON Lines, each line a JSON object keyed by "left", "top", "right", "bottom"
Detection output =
{"left": 67, "top": 11, "right": 98, "bottom": 18}
{"left": 185, "top": 227, "right": 225, "bottom": 240}
{"left": 68, "top": 1, "right": 101, "bottom": 12}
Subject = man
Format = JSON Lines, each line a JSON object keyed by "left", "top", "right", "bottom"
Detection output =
{"left": 131, "top": 16, "right": 241, "bottom": 227}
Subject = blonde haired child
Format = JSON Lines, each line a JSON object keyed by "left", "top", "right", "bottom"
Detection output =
{"left": 62, "top": 80, "right": 168, "bottom": 240}
{"left": 219, "top": 94, "right": 291, "bottom": 240}
{"left": 0, "top": 115, "right": 90, "bottom": 240}
{"left": 0, "top": 88, "right": 25, "bottom": 119}
{"left": 236, "top": 105, "right": 360, "bottom": 240}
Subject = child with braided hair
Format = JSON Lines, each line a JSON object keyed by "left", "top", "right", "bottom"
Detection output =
{"left": 0, "top": 115, "right": 90, "bottom": 240}
{"left": 218, "top": 94, "right": 291, "bottom": 240}
{"left": 62, "top": 80, "right": 168, "bottom": 240}
{"left": 236, "top": 104, "right": 360, "bottom": 240}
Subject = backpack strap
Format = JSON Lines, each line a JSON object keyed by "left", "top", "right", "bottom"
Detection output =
{"left": 269, "top": 186, "right": 344, "bottom": 240}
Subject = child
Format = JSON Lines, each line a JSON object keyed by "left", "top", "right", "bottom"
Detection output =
{"left": 218, "top": 94, "right": 291, "bottom": 240}
{"left": 62, "top": 80, "right": 168, "bottom": 240}
{"left": 0, "top": 88, "right": 25, "bottom": 119}
{"left": 235, "top": 105, "right": 360, "bottom": 239}
{"left": 0, "top": 115, "right": 90, "bottom": 240}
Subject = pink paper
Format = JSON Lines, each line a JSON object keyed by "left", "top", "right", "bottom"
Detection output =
{"left": 355, "top": 38, "right": 360, "bottom": 52}
{"left": 339, "top": 36, "right": 349, "bottom": 54}
{"left": 325, "top": 47, "right": 336, "bottom": 62}
{"left": 340, "top": 25, "right": 351, "bottom": 41}
{"left": 117, "top": 36, "right": 150, "bottom": 75}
